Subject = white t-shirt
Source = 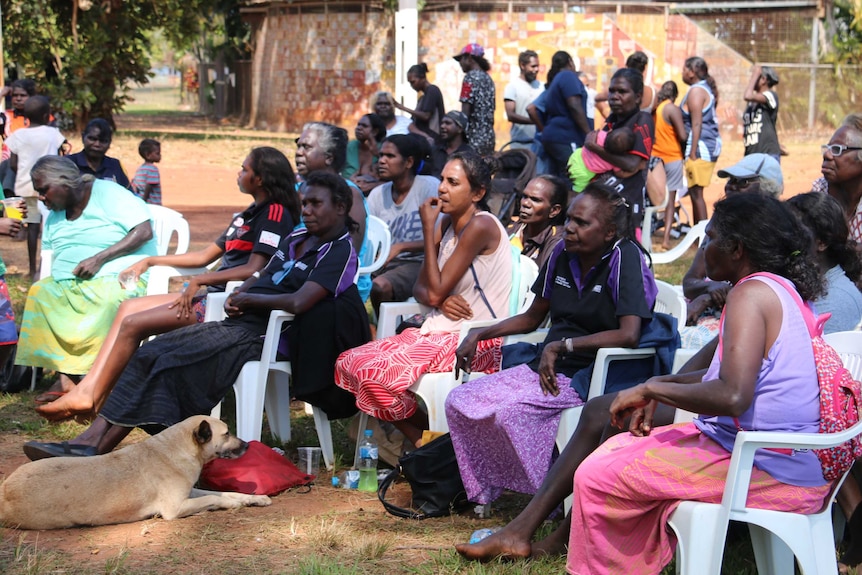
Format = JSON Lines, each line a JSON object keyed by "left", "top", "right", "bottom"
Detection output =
{"left": 386, "top": 115, "right": 412, "bottom": 137}
{"left": 367, "top": 174, "right": 440, "bottom": 262}
{"left": 503, "top": 77, "right": 544, "bottom": 146}
{"left": 6, "top": 125, "right": 66, "bottom": 197}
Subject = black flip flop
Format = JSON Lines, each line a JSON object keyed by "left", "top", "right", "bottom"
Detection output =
{"left": 23, "top": 441, "right": 99, "bottom": 461}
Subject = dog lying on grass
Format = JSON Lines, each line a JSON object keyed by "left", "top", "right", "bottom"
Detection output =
{"left": 0, "top": 415, "right": 271, "bottom": 529}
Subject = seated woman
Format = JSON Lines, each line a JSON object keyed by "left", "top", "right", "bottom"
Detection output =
{"left": 343, "top": 113, "right": 386, "bottom": 193}
{"left": 505, "top": 174, "right": 567, "bottom": 269}
{"left": 295, "top": 122, "right": 370, "bottom": 301}
{"left": 565, "top": 193, "right": 830, "bottom": 575}
{"left": 22, "top": 171, "right": 370, "bottom": 460}
{"left": 445, "top": 183, "right": 656, "bottom": 506}
{"left": 335, "top": 151, "right": 513, "bottom": 447}
{"left": 18, "top": 156, "right": 157, "bottom": 402}
{"left": 457, "top": 183, "right": 862, "bottom": 564}
{"left": 36, "top": 147, "right": 300, "bottom": 421}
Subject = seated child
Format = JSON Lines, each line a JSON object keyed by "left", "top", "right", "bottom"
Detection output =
{"left": 566, "top": 127, "right": 636, "bottom": 192}
{"left": 132, "top": 138, "right": 162, "bottom": 205}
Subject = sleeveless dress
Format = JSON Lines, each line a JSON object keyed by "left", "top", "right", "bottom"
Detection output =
{"left": 334, "top": 212, "right": 512, "bottom": 421}
{"left": 565, "top": 274, "right": 830, "bottom": 575}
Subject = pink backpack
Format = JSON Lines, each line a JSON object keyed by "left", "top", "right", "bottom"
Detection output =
{"left": 744, "top": 272, "right": 862, "bottom": 480}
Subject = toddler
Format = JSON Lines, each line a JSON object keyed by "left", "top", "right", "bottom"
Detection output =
{"left": 132, "top": 138, "right": 162, "bottom": 205}
{"left": 567, "top": 127, "right": 636, "bottom": 192}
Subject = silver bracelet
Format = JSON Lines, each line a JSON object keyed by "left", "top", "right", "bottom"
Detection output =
{"left": 565, "top": 337, "right": 574, "bottom": 354}
{"left": 251, "top": 271, "right": 261, "bottom": 279}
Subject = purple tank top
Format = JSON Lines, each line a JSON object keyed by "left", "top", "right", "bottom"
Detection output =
{"left": 694, "top": 274, "right": 825, "bottom": 487}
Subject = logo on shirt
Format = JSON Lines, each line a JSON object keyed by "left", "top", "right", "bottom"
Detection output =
{"left": 554, "top": 275, "right": 571, "bottom": 289}
{"left": 592, "top": 285, "right": 603, "bottom": 294}
{"left": 295, "top": 261, "right": 308, "bottom": 271}
{"left": 235, "top": 225, "right": 250, "bottom": 239}
{"left": 259, "top": 230, "right": 281, "bottom": 248}
{"left": 233, "top": 217, "right": 245, "bottom": 228}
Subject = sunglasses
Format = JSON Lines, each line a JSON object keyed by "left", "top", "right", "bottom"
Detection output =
{"left": 821, "top": 144, "right": 862, "bottom": 157}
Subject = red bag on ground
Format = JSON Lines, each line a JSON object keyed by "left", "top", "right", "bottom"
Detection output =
{"left": 199, "top": 440, "right": 314, "bottom": 495}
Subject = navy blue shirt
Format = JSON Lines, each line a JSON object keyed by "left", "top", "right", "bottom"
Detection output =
{"left": 68, "top": 151, "right": 130, "bottom": 189}
{"left": 541, "top": 70, "right": 588, "bottom": 147}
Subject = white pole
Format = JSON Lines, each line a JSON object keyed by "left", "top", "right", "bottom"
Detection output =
{"left": 395, "top": 0, "right": 418, "bottom": 110}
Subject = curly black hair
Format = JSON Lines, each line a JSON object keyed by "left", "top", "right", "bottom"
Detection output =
{"left": 786, "top": 192, "right": 862, "bottom": 284}
{"left": 711, "top": 193, "right": 823, "bottom": 301}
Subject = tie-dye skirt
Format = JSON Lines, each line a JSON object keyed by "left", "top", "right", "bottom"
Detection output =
{"left": 566, "top": 423, "right": 832, "bottom": 575}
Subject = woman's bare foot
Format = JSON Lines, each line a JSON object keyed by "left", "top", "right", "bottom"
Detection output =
{"left": 35, "top": 388, "right": 95, "bottom": 421}
{"left": 454, "top": 526, "right": 532, "bottom": 562}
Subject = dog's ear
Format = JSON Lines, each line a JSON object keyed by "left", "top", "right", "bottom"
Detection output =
{"left": 193, "top": 419, "right": 212, "bottom": 445}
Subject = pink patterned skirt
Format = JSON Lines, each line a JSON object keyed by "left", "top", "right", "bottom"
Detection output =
{"left": 334, "top": 327, "right": 502, "bottom": 421}
{"left": 566, "top": 423, "right": 833, "bottom": 575}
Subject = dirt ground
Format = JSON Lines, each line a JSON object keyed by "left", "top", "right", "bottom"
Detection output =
{"left": 0, "top": 112, "right": 834, "bottom": 574}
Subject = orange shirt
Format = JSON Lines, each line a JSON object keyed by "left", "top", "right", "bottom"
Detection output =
{"left": 651, "top": 100, "right": 683, "bottom": 163}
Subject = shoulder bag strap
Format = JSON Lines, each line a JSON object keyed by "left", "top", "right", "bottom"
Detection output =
{"left": 377, "top": 467, "right": 429, "bottom": 520}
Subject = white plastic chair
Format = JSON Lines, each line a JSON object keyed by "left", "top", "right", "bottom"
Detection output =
{"left": 146, "top": 205, "right": 190, "bottom": 257}
{"left": 354, "top": 254, "right": 539, "bottom": 466}
{"left": 650, "top": 219, "right": 709, "bottom": 266}
{"left": 667, "top": 330, "right": 862, "bottom": 575}
{"left": 358, "top": 215, "right": 391, "bottom": 276}
{"left": 206, "top": 286, "right": 335, "bottom": 470}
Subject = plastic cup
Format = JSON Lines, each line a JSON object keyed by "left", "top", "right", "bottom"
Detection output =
{"left": 2, "top": 198, "right": 23, "bottom": 220}
{"left": 117, "top": 271, "right": 137, "bottom": 291}
{"left": 297, "top": 446, "right": 322, "bottom": 476}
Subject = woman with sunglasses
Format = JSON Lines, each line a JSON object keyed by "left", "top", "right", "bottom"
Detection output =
{"left": 812, "top": 114, "right": 862, "bottom": 244}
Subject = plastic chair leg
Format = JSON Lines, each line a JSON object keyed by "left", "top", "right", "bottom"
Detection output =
{"left": 262, "top": 370, "right": 292, "bottom": 443}
{"left": 312, "top": 407, "right": 334, "bottom": 470}
{"left": 749, "top": 524, "right": 795, "bottom": 575}
{"left": 210, "top": 402, "right": 222, "bottom": 420}
{"left": 667, "top": 502, "right": 727, "bottom": 575}
{"left": 233, "top": 362, "right": 266, "bottom": 442}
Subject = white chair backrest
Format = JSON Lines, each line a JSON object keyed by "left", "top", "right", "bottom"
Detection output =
{"left": 824, "top": 331, "right": 862, "bottom": 380}
{"left": 654, "top": 280, "right": 687, "bottom": 323}
{"left": 147, "top": 205, "right": 190, "bottom": 256}
{"left": 514, "top": 253, "right": 539, "bottom": 314}
{"left": 650, "top": 219, "right": 709, "bottom": 265}
{"left": 358, "top": 215, "right": 391, "bottom": 275}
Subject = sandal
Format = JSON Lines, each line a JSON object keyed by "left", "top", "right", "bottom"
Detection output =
{"left": 22, "top": 440, "right": 99, "bottom": 461}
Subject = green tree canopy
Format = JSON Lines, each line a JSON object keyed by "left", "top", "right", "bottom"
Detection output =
{"left": 2, "top": 0, "right": 243, "bottom": 129}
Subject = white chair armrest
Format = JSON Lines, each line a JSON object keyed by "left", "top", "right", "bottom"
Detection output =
{"left": 204, "top": 292, "right": 229, "bottom": 322}
{"left": 724, "top": 422, "right": 862, "bottom": 512}
{"left": 39, "top": 249, "right": 53, "bottom": 280}
{"left": 587, "top": 347, "right": 657, "bottom": 400}
{"left": 377, "top": 301, "right": 433, "bottom": 339}
{"left": 261, "top": 310, "right": 295, "bottom": 364}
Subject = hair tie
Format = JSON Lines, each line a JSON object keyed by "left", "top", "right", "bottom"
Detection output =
{"left": 416, "top": 159, "right": 425, "bottom": 174}
{"left": 790, "top": 250, "right": 801, "bottom": 257}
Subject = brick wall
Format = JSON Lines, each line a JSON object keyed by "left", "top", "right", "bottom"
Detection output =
{"left": 246, "top": 8, "right": 751, "bottom": 142}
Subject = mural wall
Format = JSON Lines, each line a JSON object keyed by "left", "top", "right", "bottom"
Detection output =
{"left": 245, "top": 8, "right": 751, "bottom": 141}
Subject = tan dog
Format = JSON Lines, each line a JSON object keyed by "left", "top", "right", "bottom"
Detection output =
{"left": 0, "top": 415, "right": 271, "bottom": 529}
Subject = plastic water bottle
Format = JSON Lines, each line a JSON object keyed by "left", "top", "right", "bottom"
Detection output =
{"left": 469, "top": 528, "right": 498, "bottom": 544}
{"left": 358, "top": 429, "right": 379, "bottom": 492}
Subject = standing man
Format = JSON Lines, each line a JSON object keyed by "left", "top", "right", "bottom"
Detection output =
{"left": 742, "top": 65, "right": 781, "bottom": 162}
{"left": 455, "top": 43, "right": 496, "bottom": 156}
{"left": 503, "top": 50, "right": 543, "bottom": 149}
